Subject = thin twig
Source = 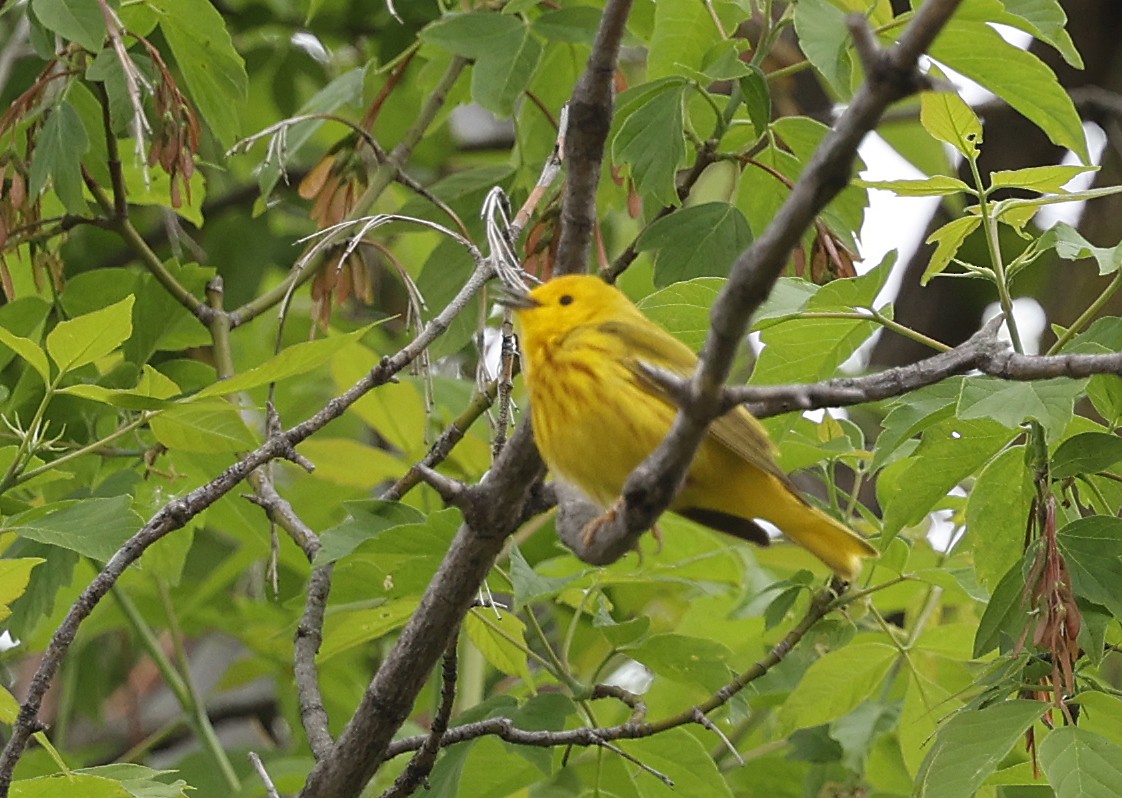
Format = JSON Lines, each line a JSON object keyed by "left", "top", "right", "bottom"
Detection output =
{"left": 249, "top": 752, "right": 282, "bottom": 798}
{"left": 378, "top": 632, "right": 460, "bottom": 798}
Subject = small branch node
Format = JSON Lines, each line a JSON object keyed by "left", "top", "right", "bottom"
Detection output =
{"left": 591, "top": 683, "right": 648, "bottom": 720}
{"left": 415, "top": 464, "right": 469, "bottom": 507}
{"left": 847, "top": 14, "right": 882, "bottom": 76}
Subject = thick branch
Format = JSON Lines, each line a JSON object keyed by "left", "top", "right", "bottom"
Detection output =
{"left": 297, "top": 423, "right": 546, "bottom": 798}
{"left": 553, "top": 0, "right": 633, "bottom": 276}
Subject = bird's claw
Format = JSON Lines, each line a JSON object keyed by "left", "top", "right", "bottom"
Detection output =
{"left": 580, "top": 498, "right": 625, "bottom": 548}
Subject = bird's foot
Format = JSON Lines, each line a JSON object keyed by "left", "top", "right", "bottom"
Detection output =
{"left": 580, "top": 497, "right": 625, "bottom": 548}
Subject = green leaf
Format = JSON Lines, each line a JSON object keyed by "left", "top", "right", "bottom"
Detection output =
{"left": 532, "top": 7, "right": 603, "bottom": 45}
{"left": 752, "top": 265, "right": 890, "bottom": 385}
{"left": 194, "top": 326, "right": 372, "bottom": 398}
{"left": 0, "top": 685, "right": 17, "bottom": 725}
{"left": 594, "top": 614, "right": 650, "bottom": 647}
{"left": 10, "top": 773, "right": 131, "bottom": 798}
{"left": 128, "top": 264, "right": 214, "bottom": 364}
{"left": 635, "top": 203, "right": 752, "bottom": 287}
{"left": 314, "top": 501, "right": 427, "bottom": 565}
{"left": 151, "top": 0, "right": 247, "bottom": 147}
{"left": 623, "top": 633, "right": 734, "bottom": 691}
{"left": 769, "top": 116, "right": 869, "bottom": 246}
{"left": 0, "top": 297, "right": 49, "bottom": 373}
{"left": 954, "top": 0, "right": 1082, "bottom": 69}
{"left": 328, "top": 510, "right": 459, "bottom": 602}
{"left": 920, "top": 86, "right": 982, "bottom": 158}
{"left": 59, "top": 365, "right": 181, "bottom": 409}
{"left": 617, "top": 728, "right": 735, "bottom": 798}
{"left": 793, "top": 0, "right": 852, "bottom": 95}
{"left": 75, "top": 765, "right": 189, "bottom": 798}
{"left": 856, "top": 175, "right": 972, "bottom": 197}
{"left": 1056, "top": 516, "right": 1122, "bottom": 618}
{"left": 692, "top": 40, "right": 752, "bottom": 82}
{"left": 927, "top": 20, "right": 1087, "bottom": 162}
{"left": 830, "top": 701, "right": 900, "bottom": 773}
{"left": 421, "top": 11, "right": 523, "bottom": 59}
{"left": 0, "top": 558, "right": 45, "bottom": 623}
{"left": 966, "top": 446, "right": 1033, "bottom": 591}
{"left": 763, "top": 584, "right": 808, "bottom": 631}
{"left": 873, "top": 379, "right": 962, "bottom": 469}
{"left": 318, "top": 599, "right": 418, "bottom": 661}
{"left": 972, "top": 560, "right": 1029, "bottom": 657}
{"left": 474, "top": 27, "right": 541, "bottom": 118}
{"left": 0, "top": 326, "right": 51, "bottom": 384}
{"left": 337, "top": 363, "right": 428, "bottom": 459}
{"left": 46, "top": 295, "right": 135, "bottom": 374}
{"left": 421, "top": 12, "right": 541, "bottom": 117}
{"left": 1072, "top": 692, "right": 1122, "bottom": 749}
{"left": 149, "top": 401, "right": 257, "bottom": 452}
{"left": 465, "top": 608, "right": 533, "bottom": 685}
{"left": 916, "top": 700, "right": 1046, "bottom": 798}
{"left": 990, "top": 165, "right": 1097, "bottom": 193}
{"left": 957, "top": 376, "right": 1086, "bottom": 441}
{"left": 778, "top": 643, "right": 897, "bottom": 735}
{"left": 28, "top": 101, "right": 89, "bottom": 214}
{"left": 1039, "top": 727, "right": 1122, "bottom": 798}
{"left": 1035, "top": 222, "right": 1122, "bottom": 275}
{"left": 612, "top": 79, "right": 688, "bottom": 207}
{"left": 118, "top": 156, "right": 206, "bottom": 226}
{"left": 294, "top": 438, "right": 402, "bottom": 490}
{"left": 638, "top": 277, "right": 725, "bottom": 351}
{"left": 647, "top": 0, "right": 714, "bottom": 80}
{"left": 1052, "top": 431, "right": 1122, "bottom": 478}
{"left": 2, "top": 496, "right": 141, "bottom": 562}
{"left": 30, "top": 0, "right": 104, "bottom": 51}
{"left": 740, "top": 64, "right": 771, "bottom": 136}
{"left": 880, "top": 417, "right": 1016, "bottom": 541}
{"left": 508, "top": 546, "right": 575, "bottom": 611}
{"left": 923, "top": 216, "right": 981, "bottom": 284}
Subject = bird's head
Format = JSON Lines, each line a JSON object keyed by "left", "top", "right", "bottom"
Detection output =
{"left": 498, "top": 275, "right": 635, "bottom": 343}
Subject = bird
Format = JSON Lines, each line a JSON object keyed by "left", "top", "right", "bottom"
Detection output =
{"left": 500, "top": 273, "right": 878, "bottom": 580}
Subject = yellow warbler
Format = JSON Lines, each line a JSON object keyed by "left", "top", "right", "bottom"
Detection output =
{"left": 504, "top": 274, "right": 878, "bottom": 580}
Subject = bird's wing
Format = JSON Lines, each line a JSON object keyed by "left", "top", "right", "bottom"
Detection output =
{"left": 594, "top": 319, "right": 792, "bottom": 485}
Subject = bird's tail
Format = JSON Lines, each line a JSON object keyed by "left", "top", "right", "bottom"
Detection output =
{"left": 769, "top": 492, "right": 879, "bottom": 581}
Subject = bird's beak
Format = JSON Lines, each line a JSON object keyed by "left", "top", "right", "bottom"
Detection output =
{"left": 494, "top": 286, "right": 540, "bottom": 311}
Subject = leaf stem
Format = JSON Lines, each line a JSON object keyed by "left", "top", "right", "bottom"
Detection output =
{"left": 111, "top": 584, "right": 240, "bottom": 790}
{"left": 1048, "top": 268, "right": 1122, "bottom": 354}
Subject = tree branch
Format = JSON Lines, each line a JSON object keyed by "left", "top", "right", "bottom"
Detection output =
{"left": 553, "top": 0, "right": 633, "bottom": 276}
{"left": 376, "top": 584, "right": 842, "bottom": 761}
{"left": 377, "top": 633, "right": 460, "bottom": 798}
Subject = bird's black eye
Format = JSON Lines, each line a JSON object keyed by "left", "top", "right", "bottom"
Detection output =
{"left": 559, "top": 294, "right": 573, "bottom": 306}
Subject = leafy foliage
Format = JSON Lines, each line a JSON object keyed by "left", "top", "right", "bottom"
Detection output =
{"left": 0, "top": 1, "right": 1120, "bottom": 797}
